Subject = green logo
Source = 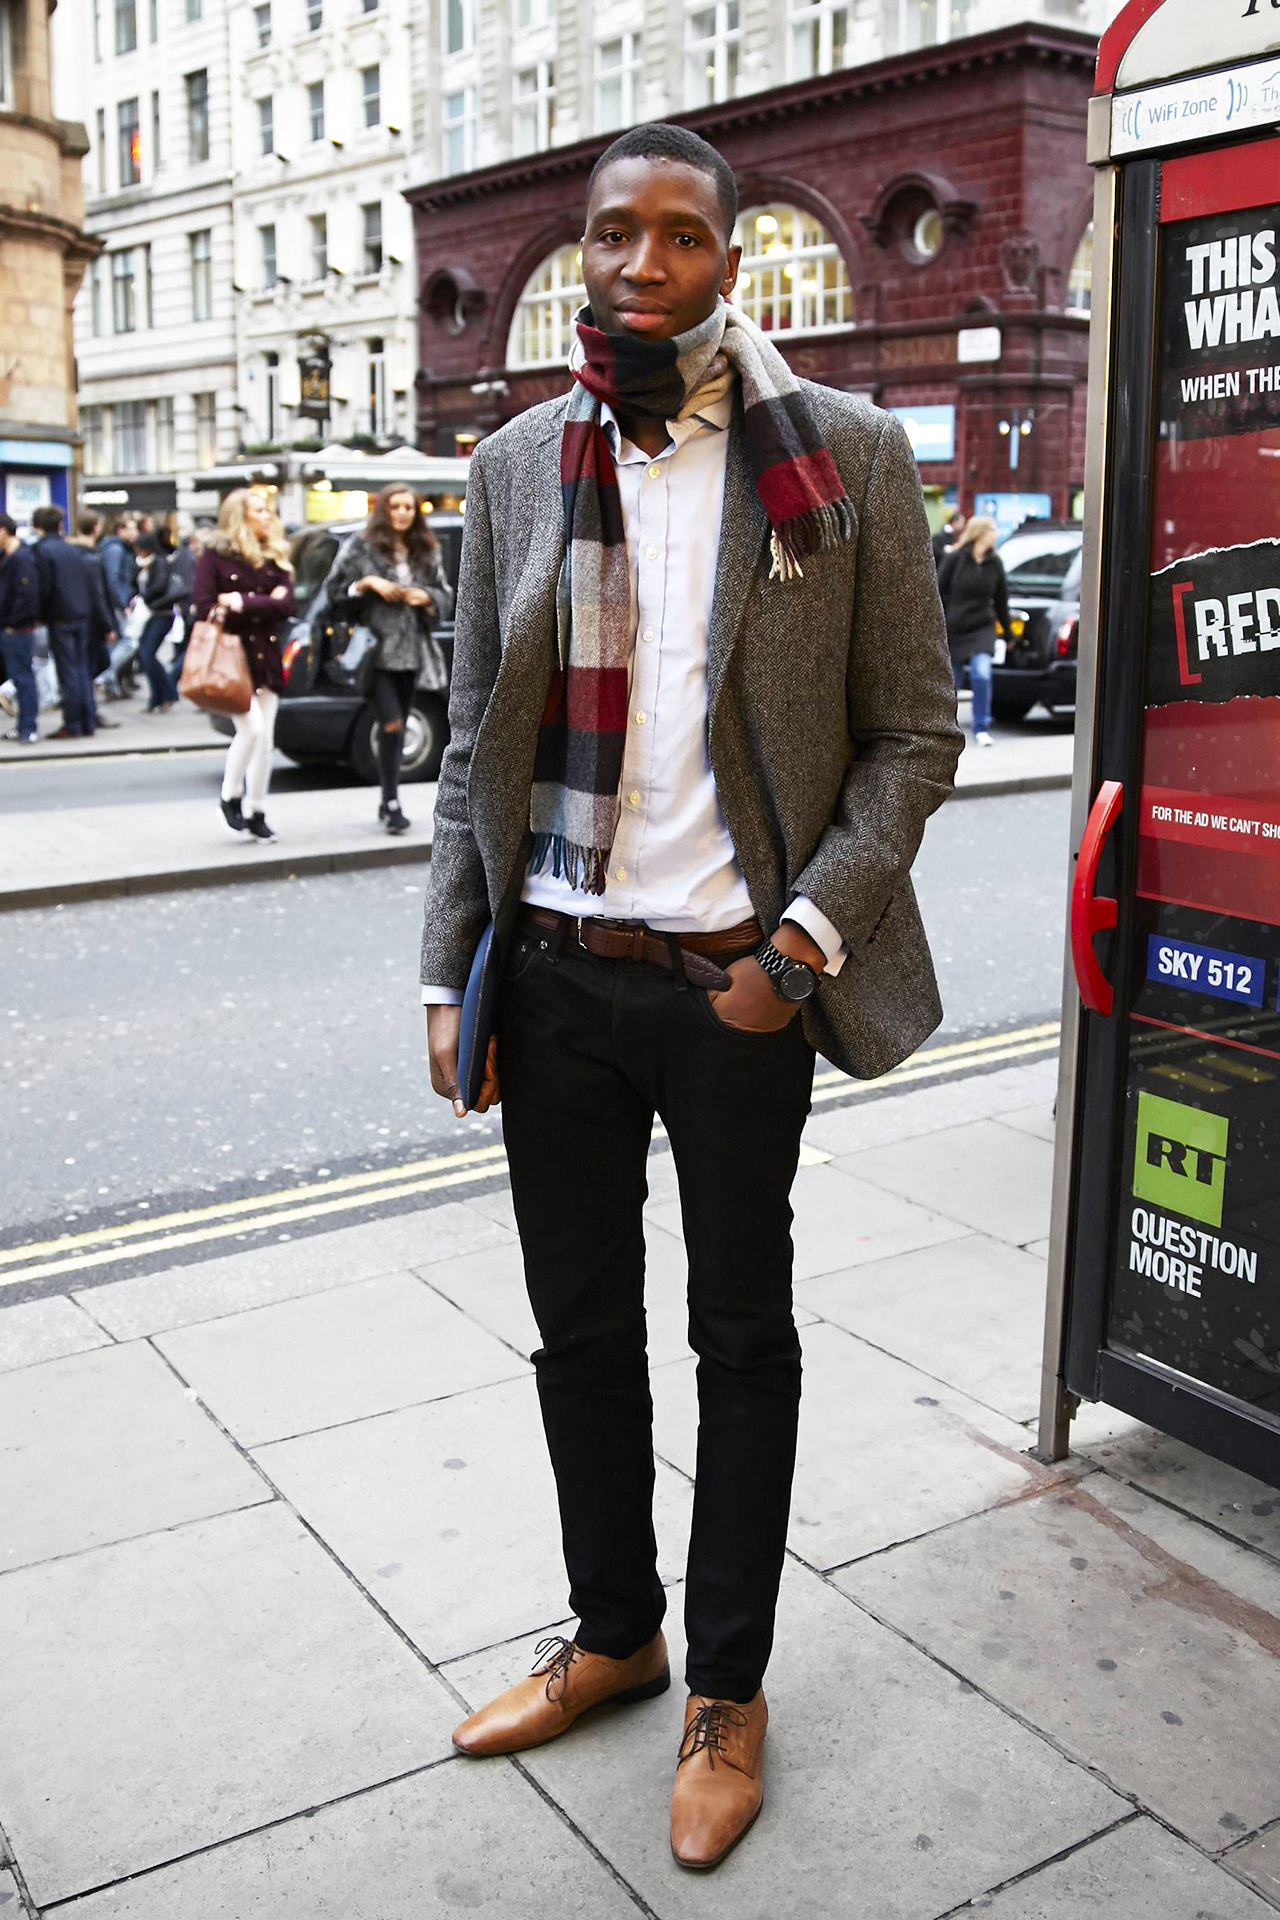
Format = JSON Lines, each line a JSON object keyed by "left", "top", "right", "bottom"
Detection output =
{"left": 1133, "top": 1092, "right": 1229, "bottom": 1228}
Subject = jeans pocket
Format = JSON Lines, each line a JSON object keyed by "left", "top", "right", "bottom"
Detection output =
{"left": 501, "top": 932, "right": 546, "bottom": 985}
{"left": 692, "top": 986, "right": 795, "bottom": 1040}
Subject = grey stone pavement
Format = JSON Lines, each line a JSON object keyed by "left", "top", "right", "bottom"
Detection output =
{"left": 2, "top": 1052, "right": 1279, "bottom": 1917}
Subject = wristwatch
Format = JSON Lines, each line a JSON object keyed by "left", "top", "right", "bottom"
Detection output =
{"left": 754, "top": 938, "right": 819, "bottom": 1003}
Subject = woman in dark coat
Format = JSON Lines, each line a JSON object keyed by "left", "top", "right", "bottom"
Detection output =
{"left": 192, "top": 487, "right": 295, "bottom": 842}
{"left": 134, "top": 535, "right": 183, "bottom": 713}
{"left": 937, "top": 514, "right": 1010, "bottom": 748}
{"left": 320, "top": 484, "right": 454, "bottom": 833}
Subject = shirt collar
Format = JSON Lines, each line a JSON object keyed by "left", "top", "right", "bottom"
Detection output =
{"left": 599, "top": 389, "right": 733, "bottom": 460}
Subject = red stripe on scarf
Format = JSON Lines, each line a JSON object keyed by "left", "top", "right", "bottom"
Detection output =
{"left": 564, "top": 664, "right": 630, "bottom": 732}
{"left": 756, "top": 446, "right": 846, "bottom": 526}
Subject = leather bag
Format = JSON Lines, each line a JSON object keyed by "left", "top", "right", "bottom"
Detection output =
{"left": 178, "top": 608, "right": 253, "bottom": 715}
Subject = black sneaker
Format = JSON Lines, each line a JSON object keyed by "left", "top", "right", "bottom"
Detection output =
{"left": 244, "top": 812, "right": 276, "bottom": 842}
{"left": 220, "top": 796, "right": 246, "bottom": 836}
{"left": 379, "top": 801, "right": 410, "bottom": 834}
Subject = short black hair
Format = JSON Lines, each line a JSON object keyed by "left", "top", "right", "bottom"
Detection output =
{"left": 586, "top": 122, "right": 738, "bottom": 244}
{"left": 135, "top": 534, "right": 161, "bottom": 556}
{"left": 32, "top": 505, "right": 64, "bottom": 534}
{"left": 0, "top": 514, "right": 16, "bottom": 537}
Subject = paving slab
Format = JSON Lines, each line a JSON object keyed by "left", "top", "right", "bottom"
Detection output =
{"left": 969, "top": 1817, "right": 1277, "bottom": 1918}
{"left": 795, "top": 1232, "right": 1049, "bottom": 1423}
{"left": 0, "top": 1340, "right": 269, "bottom": 1573}
{"left": 76, "top": 1199, "right": 514, "bottom": 1340}
{"left": 1082, "top": 1425, "right": 1280, "bottom": 1563}
{"left": 997, "top": 1101, "right": 1059, "bottom": 1145}
{"left": 53, "top": 1760, "right": 643, "bottom": 1919}
{"left": 652, "top": 1321, "right": 1045, "bottom": 1571}
{"left": 444, "top": 1560, "right": 1123, "bottom": 1920}
{"left": 0, "top": 1870, "right": 21, "bottom": 1910}
{"left": 801, "top": 1059, "right": 1058, "bottom": 1159}
{"left": 650, "top": 1162, "right": 967, "bottom": 1287}
{"left": 0, "top": 1503, "right": 459, "bottom": 1906}
{"left": 157, "top": 1271, "right": 529, "bottom": 1446}
{"left": 1061, "top": 1399, "right": 1149, "bottom": 1454}
{"left": 255, "top": 1372, "right": 694, "bottom": 1662}
{"left": 0, "top": 1293, "right": 110, "bottom": 1373}
{"left": 835, "top": 1118, "right": 1055, "bottom": 1247}
{"left": 1231, "top": 1829, "right": 1280, "bottom": 1908}
{"left": 838, "top": 1473, "right": 1280, "bottom": 1852}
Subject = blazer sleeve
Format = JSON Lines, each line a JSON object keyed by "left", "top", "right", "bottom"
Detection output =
{"left": 419, "top": 442, "right": 499, "bottom": 988}
{"left": 788, "top": 414, "right": 963, "bottom": 950}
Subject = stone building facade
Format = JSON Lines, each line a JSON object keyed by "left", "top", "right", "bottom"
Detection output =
{"left": 0, "top": 0, "right": 97, "bottom": 521}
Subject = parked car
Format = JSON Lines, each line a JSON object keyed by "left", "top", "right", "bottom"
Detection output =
{"left": 991, "top": 519, "right": 1083, "bottom": 722}
{"left": 209, "top": 514, "right": 464, "bottom": 782}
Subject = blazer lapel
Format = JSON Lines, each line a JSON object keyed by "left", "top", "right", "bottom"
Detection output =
{"left": 707, "top": 391, "right": 768, "bottom": 717}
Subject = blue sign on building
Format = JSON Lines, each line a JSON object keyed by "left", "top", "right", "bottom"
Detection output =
{"left": 889, "top": 405, "right": 956, "bottom": 464}
{"left": 973, "top": 491, "right": 1054, "bottom": 540}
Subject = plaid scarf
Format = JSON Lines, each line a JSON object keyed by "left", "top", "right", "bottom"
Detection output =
{"left": 528, "top": 297, "right": 853, "bottom": 896}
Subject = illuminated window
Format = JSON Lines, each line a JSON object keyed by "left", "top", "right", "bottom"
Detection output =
{"left": 1067, "top": 222, "right": 1093, "bottom": 315}
{"left": 731, "top": 204, "right": 852, "bottom": 335}
{"left": 117, "top": 97, "right": 141, "bottom": 186}
{"left": 507, "top": 241, "right": 585, "bottom": 368}
{"left": 685, "top": 2, "right": 739, "bottom": 108}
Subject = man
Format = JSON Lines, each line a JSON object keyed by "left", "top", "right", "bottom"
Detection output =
{"left": 0, "top": 514, "right": 42, "bottom": 743}
{"left": 97, "top": 514, "right": 140, "bottom": 699}
{"left": 932, "top": 505, "right": 965, "bottom": 567}
{"left": 422, "top": 124, "right": 960, "bottom": 1870}
{"left": 32, "top": 504, "right": 100, "bottom": 738}
{"left": 69, "top": 512, "right": 121, "bottom": 717}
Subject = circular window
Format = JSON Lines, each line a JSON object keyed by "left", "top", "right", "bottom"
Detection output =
{"left": 911, "top": 208, "right": 945, "bottom": 264}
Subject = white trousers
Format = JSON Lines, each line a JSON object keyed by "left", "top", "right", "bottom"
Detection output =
{"left": 221, "top": 688, "right": 279, "bottom": 815}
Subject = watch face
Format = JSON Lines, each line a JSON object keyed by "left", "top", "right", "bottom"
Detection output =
{"left": 779, "top": 961, "right": 817, "bottom": 1003}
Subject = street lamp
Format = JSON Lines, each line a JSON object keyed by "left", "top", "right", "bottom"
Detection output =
{"left": 997, "top": 410, "right": 1035, "bottom": 473}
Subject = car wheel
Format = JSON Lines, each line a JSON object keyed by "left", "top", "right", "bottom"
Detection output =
{"left": 992, "top": 695, "right": 1036, "bottom": 722}
{"left": 348, "top": 695, "right": 449, "bottom": 786}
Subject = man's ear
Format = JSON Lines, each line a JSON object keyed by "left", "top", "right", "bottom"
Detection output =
{"left": 721, "top": 242, "right": 743, "bottom": 299}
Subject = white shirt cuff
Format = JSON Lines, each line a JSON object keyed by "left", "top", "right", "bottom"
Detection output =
{"left": 421, "top": 985, "right": 464, "bottom": 1006}
{"left": 782, "top": 897, "right": 848, "bottom": 978}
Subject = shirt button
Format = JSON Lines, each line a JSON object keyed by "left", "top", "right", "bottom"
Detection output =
{"left": 634, "top": 710, "right": 647, "bottom": 726}
{"left": 645, "top": 546, "right": 657, "bottom": 560}
{"left": 641, "top": 628, "right": 654, "bottom": 643}
{"left": 628, "top": 789, "right": 641, "bottom": 806}
{"left": 646, "top": 463, "right": 661, "bottom": 480}
{"left": 615, "top": 866, "right": 628, "bottom": 881}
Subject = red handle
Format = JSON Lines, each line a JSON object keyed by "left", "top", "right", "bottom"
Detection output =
{"left": 1071, "top": 778, "right": 1123, "bottom": 1016}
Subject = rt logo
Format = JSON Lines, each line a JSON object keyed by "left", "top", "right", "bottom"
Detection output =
{"left": 1133, "top": 1092, "right": 1229, "bottom": 1229}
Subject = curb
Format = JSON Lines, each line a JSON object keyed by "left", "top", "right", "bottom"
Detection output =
{"left": 0, "top": 740, "right": 222, "bottom": 768}
{"left": 0, "top": 838, "right": 430, "bottom": 912}
{"left": 950, "top": 771, "right": 1072, "bottom": 802}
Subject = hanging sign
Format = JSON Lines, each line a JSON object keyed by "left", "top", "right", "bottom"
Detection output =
{"left": 1111, "top": 59, "right": 1280, "bottom": 158}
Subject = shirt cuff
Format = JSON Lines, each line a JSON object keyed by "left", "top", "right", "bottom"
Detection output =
{"left": 782, "top": 897, "right": 848, "bottom": 978}
{"left": 421, "top": 985, "right": 464, "bottom": 1006}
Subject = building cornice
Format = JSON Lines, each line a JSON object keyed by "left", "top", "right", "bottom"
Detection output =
{"left": 406, "top": 23, "right": 1098, "bottom": 212}
{"left": 0, "top": 201, "right": 101, "bottom": 262}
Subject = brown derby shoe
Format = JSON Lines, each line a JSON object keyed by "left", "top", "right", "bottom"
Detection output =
{"left": 670, "top": 1691, "right": 767, "bottom": 1870}
{"left": 452, "top": 1630, "right": 669, "bottom": 1757}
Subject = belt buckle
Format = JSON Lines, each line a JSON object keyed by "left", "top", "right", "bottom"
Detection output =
{"left": 574, "top": 916, "right": 589, "bottom": 953}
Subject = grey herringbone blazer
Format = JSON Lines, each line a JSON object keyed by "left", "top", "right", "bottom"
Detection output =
{"left": 420, "top": 381, "right": 962, "bottom": 1080}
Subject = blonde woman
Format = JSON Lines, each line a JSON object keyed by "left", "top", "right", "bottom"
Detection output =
{"left": 937, "top": 514, "right": 1010, "bottom": 748}
{"left": 193, "top": 488, "right": 295, "bottom": 840}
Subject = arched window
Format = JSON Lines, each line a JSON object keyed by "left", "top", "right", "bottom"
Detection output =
{"left": 507, "top": 243, "right": 586, "bottom": 368}
{"left": 731, "top": 204, "right": 852, "bottom": 334}
{"left": 1066, "top": 223, "right": 1092, "bottom": 315}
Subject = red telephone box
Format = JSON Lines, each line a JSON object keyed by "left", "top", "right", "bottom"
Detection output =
{"left": 1041, "top": 0, "right": 1280, "bottom": 1483}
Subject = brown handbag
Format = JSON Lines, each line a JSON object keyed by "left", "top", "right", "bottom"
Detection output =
{"left": 178, "top": 607, "right": 253, "bottom": 715}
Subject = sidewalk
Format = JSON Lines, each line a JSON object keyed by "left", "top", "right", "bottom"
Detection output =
{"left": 0, "top": 693, "right": 216, "bottom": 763}
{"left": 1, "top": 1057, "right": 1277, "bottom": 1917}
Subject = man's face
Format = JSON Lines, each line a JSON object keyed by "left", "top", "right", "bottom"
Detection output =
{"left": 581, "top": 157, "right": 740, "bottom": 343}
{"left": 120, "top": 519, "right": 139, "bottom": 544}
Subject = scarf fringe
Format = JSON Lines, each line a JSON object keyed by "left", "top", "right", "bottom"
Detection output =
{"left": 527, "top": 832, "right": 610, "bottom": 897}
{"left": 768, "top": 497, "right": 856, "bottom": 583}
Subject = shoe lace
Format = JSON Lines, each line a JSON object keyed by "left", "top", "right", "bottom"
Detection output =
{"left": 678, "top": 1699, "right": 748, "bottom": 1771}
{"left": 531, "top": 1635, "right": 581, "bottom": 1702}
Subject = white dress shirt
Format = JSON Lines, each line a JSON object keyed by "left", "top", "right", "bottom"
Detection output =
{"left": 422, "top": 391, "right": 845, "bottom": 1004}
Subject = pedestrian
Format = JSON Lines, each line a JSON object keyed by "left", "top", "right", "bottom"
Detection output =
{"left": 167, "top": 530, "right": 198, "bottom": 681}
{"left": 133, "top": 535, "right": 182, "bottom": 713}
{"left": 421, "top": 122, "right": 960, "bottom": 1870}
{"left": 192, "top": 486, "right": 294, "bottom": 842}
{"left": 937, "top": 514, "right": 1009, "bottom": 748}
{"left": 932, "top": 506, "right": 965, "bottom": 568}
{"left": 32, "top": 504, "right": 100, "bottom": 739}
{"left": 69, "top": 512, "right": 120, "bottom": 700}
{"left": 97, "top": 514, "right": 140, "bottom": 699}
{"left": 319, "top": 485, "right": 454, "bottom": 834}
{"left": 0, "top": 512, "right": 42, "bottom": 743}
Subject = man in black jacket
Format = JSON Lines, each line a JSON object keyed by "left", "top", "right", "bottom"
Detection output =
{"left": 33, "top": 504, "right": 98, "bottom": 738}
{"left": 0, "top": 514, "right": 42, "bottom": 743}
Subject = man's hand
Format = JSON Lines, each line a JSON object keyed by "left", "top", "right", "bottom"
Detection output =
{"left": 705, "top": 923, "right": 825, "bottom": 1035}
{"left": 427, "top": 1005, "right": 500, "bottom": 1117}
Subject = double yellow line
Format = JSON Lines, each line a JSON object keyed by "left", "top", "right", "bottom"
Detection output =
{"left": 1, "top": 1020, "right": 1059, "bottom": 1290}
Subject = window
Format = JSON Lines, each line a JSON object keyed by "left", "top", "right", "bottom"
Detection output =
{"left": 154, "top": 396, "right": 176, "bottom": 471}
{"left": 1067, "top": 222, "right": 1093, "bottom": 315}
{"left": 309, "top": 212, "right": 328, "bottom": 281}
{"left": 305, "top": 79, "right": 324, "bottom": 142}
{"left": 731, "top": 204, "right": 852, "bottom": 334}
{"left": 445, "top": 0, "right": 473, "bottom": 55}
{"left": 513, "top": 0, "right": 551, "bottom": 25}
{"left": 361, "top": 63, "right": 380, "bottom": 127}
{"left": 115, "top": 0, "right": 137, "bottom": 54}
{"left": 186, "top": 0, "right": 202, "bottom": 17}
{"left": 257, "top": 96, "right": 274, "bottom": 155}
{"left": 112, "top": 251, "right": 137, "bottom": 332}
{"left": 254, "top": 3, "right": 271, "bottom": 47}
{"left": 118, "top": 98, "right": 141, "bottom": 187}
{"left": 195, "top": 391, "right": 218, "bottom": 466}
{"left": 507, "top": 241, "right": 585, "bottom": 368}
{"left": 685, "top": 2, "right": 739, "bottom": 107}
{"left": 113, "top": 400, "right": 147, "bottom": 475}
{"left": 142, "top": 243, "right": 153, "bottom": 326}
{"left": 361, "top": 201, "right": 382, "bottom": 273}
{"left": 361, "top": 0, "right": 377, "bottom": 10}
{"left": 263, "top": 353, "right": 280, "bottom": 440}
{"left": 442, "top": 87, "right": 474, "bottom": 174}
{"left": 513, "top": 61, "right": 555, "bottom": 156}
{"left": 190, "top": 228, "right": 213, "bottom": 320}
{"left": 595, "top": 34, "right": 641, "bottom": 133}
{"left": 259, "top": 222, "right": 277, "bottom": 288}
{"left": 0, "top": 1, "right": 13, "bottom": 108}
{"left": 186, "top": 70, "right": 209, "bottom": 162}
{"left": 88, "top": 258, "right": 105, "bottom": 336}
{"left": 899, "top": 0, "right": 968, "bottom": 49}
{"left": 150, "top": 90, "right": 160, "bottom": 170}
{"left": 368, "top": 336, "right": 387, "bottom": 437}
{"left": 93, "top": 0, "right": 101, "bottom": 63}
{"left": 82, "top": 406, "right": 107, "bottom": 478}
{"left": 789, "top": 0, "right": 848, "bottom": 79}
{"left": 95, "top": 108, "right": 107, "bottom": 192}
{"left": 306, "top": 0, "right": 322, "bottom": 26}
{"left": 148, "top": 0, "right": 157, "bottom": 38}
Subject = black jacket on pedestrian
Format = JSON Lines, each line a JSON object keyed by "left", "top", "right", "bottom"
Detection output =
{"left": 139, "top": 552, "right": 187, "bottom": 614}
{"left": 931, "top": 526, "right": 958, "bottom": 569}
{"left": 937, "top": 546, "right": 1012, "bottom": 666}
{"left": 34, "top": 533, "right": 93, "bottom": 625}
{"left": 0, "top": 543, "right": 41, "bottom": 629}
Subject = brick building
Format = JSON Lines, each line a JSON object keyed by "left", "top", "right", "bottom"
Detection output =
{"left": 406, "top": 22, "right": 1097, "bottom": 529}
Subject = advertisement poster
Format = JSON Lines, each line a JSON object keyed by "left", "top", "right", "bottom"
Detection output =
{"left": 1109, "top": 159, "right": 1280, "bottom": 1414}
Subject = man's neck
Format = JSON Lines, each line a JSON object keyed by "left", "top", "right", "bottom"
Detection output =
{"left": 613, "top": 408, "right": 670, "bottom": 458}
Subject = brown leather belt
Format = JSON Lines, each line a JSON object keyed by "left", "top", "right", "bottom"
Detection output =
{"left": 515, "top": 907, "right": 763, "bottom": 992}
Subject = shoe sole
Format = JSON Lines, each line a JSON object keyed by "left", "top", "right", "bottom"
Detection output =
{"left": 671, "top": 1799, "right": 762, "bottom": 1872}
{"left": 452, "top": 1667, "right": 671, "bottom": 1758}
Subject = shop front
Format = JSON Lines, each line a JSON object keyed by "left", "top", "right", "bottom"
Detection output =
{"left": 189, "top": 445, "right": 470, "bottom": 529}
{"left": 1, "top": 435, "right": 76, "bottom": 526}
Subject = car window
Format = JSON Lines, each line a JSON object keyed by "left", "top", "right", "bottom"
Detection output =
{"left": 290, "top": 532, "right": 340, "bottom": 616}
{"left": 997, "top": 530, "right": 1083, "bottom": 597}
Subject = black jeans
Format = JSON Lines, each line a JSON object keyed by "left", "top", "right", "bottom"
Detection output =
{"left": 498, "top": 933, "right": 815, "bottom": 1702}
{"left": 371, "top": 668, "right": 416, "bottom": 802}
{"left": 48, "top": 619, "right": 96, "bottom": 735}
